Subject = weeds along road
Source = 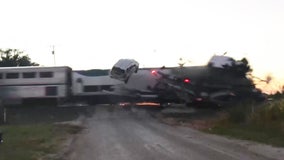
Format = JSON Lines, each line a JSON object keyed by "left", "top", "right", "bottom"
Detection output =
{"left": 66, "top": 105, "right": 273, "bottom": 160}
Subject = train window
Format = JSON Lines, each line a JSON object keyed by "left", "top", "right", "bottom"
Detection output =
{"left": 40, "top": 72, "right": 53, "bottom": 78}
{"left": 23, "top": 72, "right": 36, "bottom": 78}
{"left": 0, "top": 73, "right": 2, "bottom": 79}
{"left": 101, "top": 85, "right": 112, "bottom": 90}
{"left": 45, "top": 86, "right": 57, "bottom": 96}
{"left": 111, "top": 67, "right": 125, "bottom": 74}
{"left": 84, "top": 85, "right": 100, "bottom": 92}
{"left": 6, "top": 73, "right": 19, "bottom": 79}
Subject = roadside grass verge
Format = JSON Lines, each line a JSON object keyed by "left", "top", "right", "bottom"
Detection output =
{"left": 206, "top": 99, "right": 284, "bottom": 147}
{"left": 0, "top": 123, "right": 83, "bottom": 160}
{"left": 209, "top": 124, "right": 284, "bottom": 147}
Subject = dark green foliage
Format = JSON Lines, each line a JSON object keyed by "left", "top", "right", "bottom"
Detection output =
{"left": 209, "top": 125, "right": 284, "bottom": 147}
{"left": 250, "top": 99, "right": 284, "bottom": 128}
{"left": 0, "top": 49, "right": 39, "bottom": 67}
{"left": 269, "top": 91, "right": 284, "bottom": 100}
{"left": 227, "top": 104, "right": 251, "bottom": 123}
{"left": 208, "top": 100, "right": 284, "bottom": 147}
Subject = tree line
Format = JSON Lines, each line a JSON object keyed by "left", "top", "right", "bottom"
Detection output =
{"left": 0, "top": 49, "right": 39, "bottom": 67}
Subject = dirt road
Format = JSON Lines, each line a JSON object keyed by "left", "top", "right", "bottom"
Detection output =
{"left": 65, "top": 105, "right": 281, "bottom": 160}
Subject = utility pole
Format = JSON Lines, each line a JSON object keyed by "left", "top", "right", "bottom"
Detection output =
{"left": 52, "top": 45, "right": 56, "bottom": 66}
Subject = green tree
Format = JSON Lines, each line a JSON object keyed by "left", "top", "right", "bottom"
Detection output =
{"left": 0, "top": 49, "right": 39, "bottom": 67}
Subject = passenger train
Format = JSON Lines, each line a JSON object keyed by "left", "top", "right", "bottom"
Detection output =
{"left": 0, "top": 66, "right": 73, "bottom": 105}
{"left": 0, "top": 65, "right": 155, "bottom": 105}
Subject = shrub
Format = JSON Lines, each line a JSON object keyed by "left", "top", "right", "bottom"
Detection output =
{"left": 226, "top": 102, "right": 255, "bottom": 124}
{"left": 249, "top": 99, "right": 284, "bottom": 130}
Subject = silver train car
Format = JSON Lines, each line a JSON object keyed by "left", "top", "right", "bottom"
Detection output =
{"left": 0, "top": 66, "right": 72, "bottom": 105}
{"left": 0, "top": 66, "right": 160, "bottom": 105}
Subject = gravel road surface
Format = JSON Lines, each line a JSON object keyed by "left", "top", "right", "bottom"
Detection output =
{"left": 65, "top": 105, "right": 282, "bottom": 160}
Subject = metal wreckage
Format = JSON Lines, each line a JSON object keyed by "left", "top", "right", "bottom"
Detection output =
{"left": 110, "top": 55, "right": 266, "bottom": 107}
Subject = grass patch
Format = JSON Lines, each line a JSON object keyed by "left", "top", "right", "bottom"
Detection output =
{"left": 209, "top": 124, "right": 284, "bottom": 147}
{"left": 0, "top": 123, "right": 83, "bottom": 160}
{"left": 206, "top": 99, "right": 284, "bottom": 147}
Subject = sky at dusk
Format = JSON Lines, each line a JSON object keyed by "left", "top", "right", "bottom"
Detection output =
{"left": 0, "top": 0, "right": 283, "bottom": 93}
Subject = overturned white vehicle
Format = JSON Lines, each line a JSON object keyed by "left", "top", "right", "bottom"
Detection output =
{"left": 110, "top": 59, "right": 139, "bottom": 83}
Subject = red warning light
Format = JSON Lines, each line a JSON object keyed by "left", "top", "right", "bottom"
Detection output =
{"left": 151, "top": 70, "right": 157, "bottom": 75}
{"left": 184, "top": 78, "right": 191, "bottom": 83}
